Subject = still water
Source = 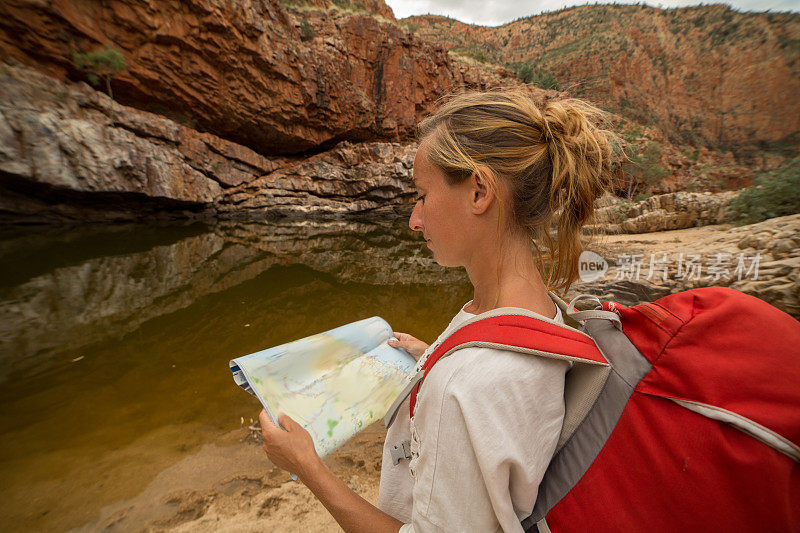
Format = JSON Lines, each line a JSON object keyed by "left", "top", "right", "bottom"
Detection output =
{"left": 0, "top": 219, "right": 472, "bottom": 530}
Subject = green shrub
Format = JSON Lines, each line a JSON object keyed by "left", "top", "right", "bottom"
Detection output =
{"left": 680, "top": 146, "right": 700, "bottom": 161}
{"left": 299, "top": 18, "right": 314, "bottom": 41}
{"left": 72, "top": 46, "right": 126, "bottom": 99}
{"left": 621, "top": 126, "right": 644, "bottom": 143}
{"left": 470, "top": 51, "right": 488, "bottom": 62}
{"left": 510, "top": 62, "right": 560, "bottom": 90}
{"left": 728, "top": 156, "right": 800, "bottom": 225}
{"left": 623, "top": 141, "right": 668, "bottom": 197}
{"left": 331, "top": 0, "right": 366, "bottom": 13}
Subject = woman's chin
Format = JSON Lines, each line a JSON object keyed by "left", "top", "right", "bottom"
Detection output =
{"left": 427, "top": 243, "right": 454, "bottom": 267}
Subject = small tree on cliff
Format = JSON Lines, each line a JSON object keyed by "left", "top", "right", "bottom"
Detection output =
{"left": 72, "top": 46, "right": 126, "bottom": 100}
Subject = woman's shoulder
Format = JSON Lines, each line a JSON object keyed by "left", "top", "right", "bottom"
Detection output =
{"left": 420, "top": 345, "right": 569, "bottom": 402}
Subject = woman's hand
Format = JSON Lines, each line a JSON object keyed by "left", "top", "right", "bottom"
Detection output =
{"left": 388, "top": 332, "right": 429, "bottom": 361}
{"left": 258, "top": 411, "right": 405, "bottom": 533}
{"left": 259, "top": 409, "right": 321, "bottom": 479}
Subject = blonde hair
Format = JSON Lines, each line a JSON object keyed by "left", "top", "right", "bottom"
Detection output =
{"left": 417, "top": 86, "right": 621, "bottom": 296}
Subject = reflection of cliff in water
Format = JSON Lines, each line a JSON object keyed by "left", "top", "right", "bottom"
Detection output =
{"left": 0, "top": 220, "right": 465, "bottom": 381}
{"left": 6, "top": 218, "right": 766, "bottom": 383}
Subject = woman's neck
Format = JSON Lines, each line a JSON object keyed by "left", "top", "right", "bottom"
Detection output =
{"left": 464, "top": 238, "right": 557, "bottom": 318}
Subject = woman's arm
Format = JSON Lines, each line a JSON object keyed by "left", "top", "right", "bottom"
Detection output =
{"left": 259, "top": 410, "right": 405, "bottom": 533}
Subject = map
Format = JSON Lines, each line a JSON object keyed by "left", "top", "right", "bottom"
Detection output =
{"left": 230, "top": 316, "right": 416, "bottom": 457}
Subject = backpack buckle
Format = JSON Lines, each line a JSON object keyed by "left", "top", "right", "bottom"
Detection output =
{"left": 390, "top": 440, "right": 412, "bottom": 465}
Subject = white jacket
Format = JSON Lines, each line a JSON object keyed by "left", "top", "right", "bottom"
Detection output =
{"left": 378, "top": 300, "right": 568, "bottom": 532}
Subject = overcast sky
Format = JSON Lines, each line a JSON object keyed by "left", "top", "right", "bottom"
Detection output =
{"left": 384, "top": 0, "right": 800, "bottom": 26}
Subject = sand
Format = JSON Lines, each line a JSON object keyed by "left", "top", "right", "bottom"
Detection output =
{"left": 76, "top": 423, "right": 386, "bottom": 532}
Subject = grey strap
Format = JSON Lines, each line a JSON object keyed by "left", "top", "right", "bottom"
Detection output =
{"left": 549, "top": 291, "right": 622, "bottom": 331}
{"left": 548, "top": 290, "right": 572, "bottom": 314}
{"left": 671, "top": 398, "right": 800, "bottom": 463}
{"left": 570, "top": 309, "right": 622, "bottom": 330}
{"left": 384, "top": 372, "right": 423, "bottom": 429}
{"left": 522, "top": 316, "right": 651, "bottom": 530}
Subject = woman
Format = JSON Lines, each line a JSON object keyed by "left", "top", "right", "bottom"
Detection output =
{"left": 259, "top": 87, "right": 619, "bottom": 532}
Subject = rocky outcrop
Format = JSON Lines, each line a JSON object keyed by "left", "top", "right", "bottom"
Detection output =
{"left": 0, "top": 0, "right": 515, "bottom": 157}
{"left": 216, "top": 141, "right": 415, "bottom": 219}
{"left": 583, "top": 213, "right": 800, "bottom": 318}
{"left": 0, "top": 62, "right": 417, "bottom": 222}
{"left": 587, "top": 190, "right": 738, "bottom": 234}
{"left": 0, "top": 62, "right": 257, "bottom": 222}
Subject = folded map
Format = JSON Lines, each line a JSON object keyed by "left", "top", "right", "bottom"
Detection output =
{"left": 230, "top": 316, "right": 416, "bottom": 458}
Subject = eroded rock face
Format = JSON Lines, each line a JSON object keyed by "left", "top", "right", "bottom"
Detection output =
{"left": 0, "top": 0, "right": 514, "bottom": 156}
{"left": 216, "top": 141, "right": 416, "bottom": 219}
{"left": 585, "top": 213, "right": 800, "bottom": 318}
{"left": 588, "top": 191, "right": 737, "bottom": 234}
{"left": 0, "top": 62, "right": 417, "bottom": 223}
{"left": 405, "top": 5, "right": 800, "bottom": 155}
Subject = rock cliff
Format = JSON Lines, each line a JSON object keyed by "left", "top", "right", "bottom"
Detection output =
{"left": 0, "top": 0, "right": 512, "bottom": 156}
{"left": 0, "top": 62, "right": 417, "bottom": 222}
{"left": 0, "top": 1, "right": 796, "bottom": 226}
{"left": 589, "top": 190, "right": 737, "bottom": 234}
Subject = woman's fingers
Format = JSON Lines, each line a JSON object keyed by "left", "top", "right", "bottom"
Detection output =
{"left": 277, "top": 412, "right": 299, "bottom": 432}
{"left": 388, "top": 332, "right": 430, "bottom": 361}
{"left": 259, "top": 409, "right": 283, "bottom": 441}
{"left": 389, "top": 331, "right": 416, "bottom": 346}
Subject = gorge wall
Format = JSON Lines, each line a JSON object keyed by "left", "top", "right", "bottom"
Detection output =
{"left": 0, "top": 0, "right": 522, "bottom": 222}
{"left": 0, "top": 0, "right": 796, "bottom": 224}
{"left": 405, "top": 4, "right": 800, "bottom": 158}
{"left": 0, "top": 0, "right": 513, "bottom": 156}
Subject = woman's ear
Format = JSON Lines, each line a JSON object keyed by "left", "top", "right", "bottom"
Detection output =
{"left": 468, "top": 166, "right": 497, "bottom": 215}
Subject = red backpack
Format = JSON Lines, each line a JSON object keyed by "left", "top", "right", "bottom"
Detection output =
{"left": 405, "top": 286, "right": 800, "bottom": 532}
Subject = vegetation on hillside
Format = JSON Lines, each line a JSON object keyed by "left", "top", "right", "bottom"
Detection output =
{"left": 728, "top": 157, "right": 800, "bottom": 225}
{"left": 506, "top": 61, "right": 560, "bottom": 90}
{"left": 403, "top": 4, "right": 800, "bottom": 163}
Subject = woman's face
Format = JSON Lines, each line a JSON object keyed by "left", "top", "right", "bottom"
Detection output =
{"left": 408, "top": 140, "right": 474, "bottom": 267}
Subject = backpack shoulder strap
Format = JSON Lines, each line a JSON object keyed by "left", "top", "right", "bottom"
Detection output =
{"left": 549, "top": 290, "right": 623, "bottom": 331}
{"left": 405, "top": 311, "right": 612, "bottom": 449}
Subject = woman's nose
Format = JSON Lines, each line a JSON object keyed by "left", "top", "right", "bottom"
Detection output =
{"left": 409, "top": 201, "right": 423, "bottom": 232}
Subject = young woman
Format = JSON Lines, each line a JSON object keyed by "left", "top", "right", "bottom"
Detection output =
{"left": 259, "top": 87, "right": 619, "bottom": 532}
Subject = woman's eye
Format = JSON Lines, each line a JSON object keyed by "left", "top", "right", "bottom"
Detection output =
{"left": 415, "top": 194, "right": 425, "bottom": 203}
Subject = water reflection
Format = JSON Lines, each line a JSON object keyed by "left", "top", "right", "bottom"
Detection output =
{"left": 0, "top": 220, "right": 467, "bottom": 382}
{"left": 0, "top": 219, "right": 471, "bottom": 531}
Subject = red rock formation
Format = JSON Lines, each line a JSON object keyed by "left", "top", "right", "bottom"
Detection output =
{"left": 403, "top": 4, "right": 800, "bottom": 157}
{"left": 0, "top": 61, "right": 416, "bottom": 223}
{"left": 0, "top": 0, "right": 513, "bottom": 157}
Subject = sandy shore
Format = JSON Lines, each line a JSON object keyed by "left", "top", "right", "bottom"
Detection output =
{"left": 77, "top": 423, "right": 386, "bottom": 532}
